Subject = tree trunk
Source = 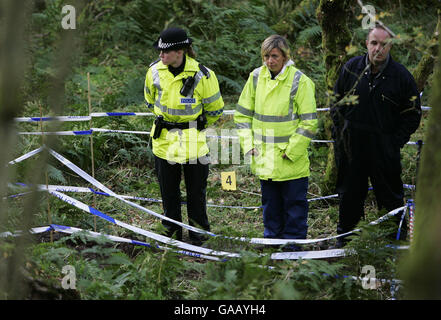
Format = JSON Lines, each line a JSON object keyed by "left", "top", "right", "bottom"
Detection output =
{"left": 401, "top": 34, "right": 441, "bottom": 299}
{"left": 0, "top": 0, "right": 34, "bottom": 299}
{"left": 412, "top": 11, "right": 440, "bottom": 93}
{"left": 316, "top": 0, "right": 352, "bottom": 194}
{"left": 0, "top": 0, "right": 83, "bottom": 299}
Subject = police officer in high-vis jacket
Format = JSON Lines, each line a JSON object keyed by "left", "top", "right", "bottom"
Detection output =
{"left": 234, "top": 35, "right": 317, "bottom": 247}
{"left": 144, "top": 27, "right": 224, "bottom": 245}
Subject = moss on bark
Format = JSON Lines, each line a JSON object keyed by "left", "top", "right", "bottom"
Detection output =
{"left": 401, "top": 34, "right": 441, "bottom": 299}
{"left": 316, "top": 0, "right": 352, "bottom": 194}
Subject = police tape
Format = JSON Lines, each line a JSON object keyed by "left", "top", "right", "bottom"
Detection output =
{"left": 15, "top": 105, "right": 430, "bottom": 123}
{"left": 8, "top": 183, "right": 322, "bottom": 209}
{"left": 18, "top": 130, "right": 93, "bottom": 136}
{"left": 47, "top": 189, "right": 241, "bottom": 259}
{"left": 15, "top": 146, "right": 408, "bottom": 246}
{"left": 14, "top": 113, "right": 155, "bottom": 122}
{"left": 45, "top": 189, "right": 351, "bottom": 261}
{"left": 6, "top": 183, "right": 416, "bottom": 212}
{"left": 7, "top": 146, "right": 409, "bottom": 248}
{"left": 1, "top": 224, "right": 409, "bottom": 291}
{"left": 47, "top": 223, "right": 347, "bottom": 261}
{"left": 46, "top": 146, "right": 218, "bottom": 239}
{"left": 0, "top": 226, "right": 52, "bottom": 238}
{"left": 91, "top": 128, "right": 151, "bottom": 135}
{"left": 14, "top": 116, "right": 92, "bottom": 122}
{"left": 4, "top": 144, "right": 409, "bottom": 261}
{"left": 8, "top": 146, "right": 44, "bottom": 165}
{"left": 49, "top": 224, "right": 222, "bottom": 261}
{"left": 90, "top": 112, "right": 154, "bottom": 117}
{"left": 15, "top": 128, "right": 424, "bottom": 147}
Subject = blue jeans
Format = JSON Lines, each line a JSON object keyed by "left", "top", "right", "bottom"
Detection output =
{"left": 260, "top": 177, "right": 309, "bottom": 239}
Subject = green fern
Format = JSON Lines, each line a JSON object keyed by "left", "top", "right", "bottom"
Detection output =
{"left": 47, "top": 164, "right": 67, "bottom": 184}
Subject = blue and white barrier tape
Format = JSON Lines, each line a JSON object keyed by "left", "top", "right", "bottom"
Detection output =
{"left": 90, "top": 112, "right": 154, "bottom": 117}
{"left": 7, "top": 146, "right": 408, "bottom": 249}
{"left": 18, "top": 130, "right": 93, "bottom": 136}
{"left": 90, "top": 128, "right": 151, "bottom": 135}
{"left": 8, "top": 147, "right": 44, "bottom": 165}
{"left": 0, "top": 226, "right": 52, "bottom": 238}
{"left": 14, "top": 116, "right": 91, "bottom": 122}
{"left": 8, "top": 182, "right": 415, "bottom": 209}
{"left": 15, "top": 128, "right": 424, "bottom": 146}
{"left": 48, "top": 189, "right": 241, "bottom": 259}
{"left": 47, "top": 189, "right": 348, "bottom": 260}
{"left": 16, "top": 105, "right": 429, "bottom": 123}
{"left": 46, "top": 147, "right": 218, "bottom": 239}
{"left": 49, "top": 224, "right": 222, "bottom": 261}
{"left": 14, "top": 113, "right": 154, "bottom": 122}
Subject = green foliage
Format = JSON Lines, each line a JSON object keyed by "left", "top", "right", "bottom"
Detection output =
{"left": 4, "top": 0, "right": 436, "bottom": 301}
{"left": 27, "top": 232, "right": 185, "bottom": 299}
{"left": 191, "top": 250, "right": 357, "bottom": 300}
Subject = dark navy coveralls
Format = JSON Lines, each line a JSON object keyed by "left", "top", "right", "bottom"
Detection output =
{"left": 331, "top": 53, "right": 421, "bottom": 240}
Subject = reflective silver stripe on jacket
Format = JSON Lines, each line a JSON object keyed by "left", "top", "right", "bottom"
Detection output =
{"left": 288, "top": 70, "right": 304, "bottom": 120}
{"left": 296, "top": 127, "right": 315, "bottom": 139}
{"left": 202, "top": 91, "right": 221, "bottom": 105}
{"left": 236, "top": 104, "right": 254, "bottom": 117}
{"left": 151, "top": 64, "right": 204, "bottom": 116}
{"left": 236, "top": 122, "right": 252, "bottom": 129}
{"left": 253, "top": 67, "right": 262, "bottom": 89}
{"left": 254, "top": 132, "right": 291, "bottom": 143}
{"left": 158, "top": 103, "right": 203, "bottom": 116}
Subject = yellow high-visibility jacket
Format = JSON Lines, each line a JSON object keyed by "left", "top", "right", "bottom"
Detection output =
{"left": 234, "top": 60, "right": 317, "bottom": 181}
{"left": 144, "top": 55, "right": 224, "bottom": 163}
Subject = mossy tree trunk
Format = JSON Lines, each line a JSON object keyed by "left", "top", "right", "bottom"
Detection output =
{"left": 0, "top": 0, "right": 83, "bottom": 299}
{"left": 412, "top": 11, "right": 440, "bottom": 93}
{"left": 0, "top": 0, "right": 35, "bottom": 299}
{"left": 401, "top": 34, "right": 441, "bottom": 299}
{"left": 316, "top": 0, "right": 352, "bottom": 194}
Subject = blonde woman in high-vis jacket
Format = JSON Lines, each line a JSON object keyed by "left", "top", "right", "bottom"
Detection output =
{"left": 234, "top": 35, "right": 317, "bottom": 249}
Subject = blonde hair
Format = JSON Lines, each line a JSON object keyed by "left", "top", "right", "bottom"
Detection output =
{"left": 261, "top": 35, "right": 291, "bottom": 62}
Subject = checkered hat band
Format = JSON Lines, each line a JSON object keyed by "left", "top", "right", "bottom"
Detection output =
{"left": 158, "top": 38, "right": 190, "bottom": 49}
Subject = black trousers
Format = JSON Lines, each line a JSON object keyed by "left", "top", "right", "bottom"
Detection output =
{"left": 154, "top": 155, "right": 210, "bottom": 240}
{"left": 335, "top": 130, "right": 407, "bottom": 240}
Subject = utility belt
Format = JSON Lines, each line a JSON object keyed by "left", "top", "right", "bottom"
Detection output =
{"left": 152, "top": 114, "right": 207, "bottom": 139}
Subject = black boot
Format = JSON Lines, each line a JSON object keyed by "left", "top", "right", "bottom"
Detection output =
{"left": 189, "top": 231, "right": 209, "bottom": 246}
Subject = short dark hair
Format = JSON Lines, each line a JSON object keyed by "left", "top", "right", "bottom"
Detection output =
{"left": 366, "top": 23, "right": 394, "bottom": 40}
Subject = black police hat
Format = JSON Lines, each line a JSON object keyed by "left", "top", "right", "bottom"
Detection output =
{"left": 153, "top": 27, "right": 192, "bottom": 51}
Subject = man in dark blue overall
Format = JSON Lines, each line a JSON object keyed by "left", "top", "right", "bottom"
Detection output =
{"left": 331, "top": 25, "right": 422, "bottom": 247}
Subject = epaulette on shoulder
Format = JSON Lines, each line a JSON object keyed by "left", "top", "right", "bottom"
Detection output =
{"left": 198, "top": 63, "right": 210, "bottom": 79}
{"left": 149, "top": 59, "right": 160, "bottom": 68}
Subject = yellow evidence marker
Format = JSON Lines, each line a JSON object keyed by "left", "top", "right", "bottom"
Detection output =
{"left": 221, "top": 171, "right": 237, "bottom": 191}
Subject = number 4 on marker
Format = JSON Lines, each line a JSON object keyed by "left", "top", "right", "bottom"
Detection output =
{"left": 221, "top": 171, "right": 236, "bottom": 191}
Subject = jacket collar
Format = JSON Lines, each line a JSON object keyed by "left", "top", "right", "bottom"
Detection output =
{"left": 262, "top": 59, "right": 295, "bottom": 80}
{"left": 359, "top": 53, "right": 396, "bottom": 77}
{"left": 365, "top": 53, "right": 390, "bottom": 78}
{"left": 156, "top": 54, "right": 199, "bottom": 73}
